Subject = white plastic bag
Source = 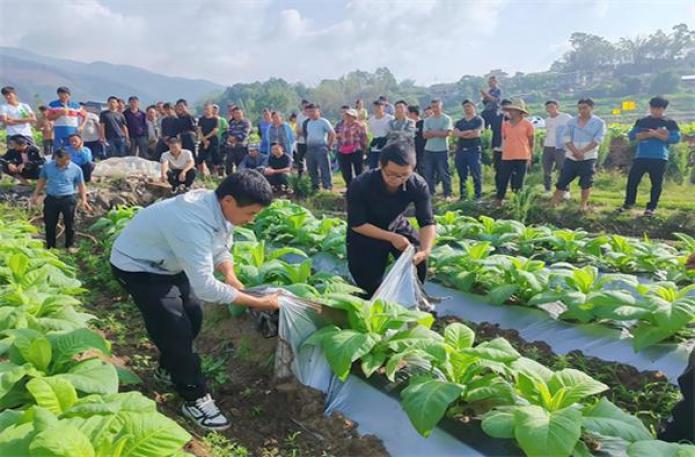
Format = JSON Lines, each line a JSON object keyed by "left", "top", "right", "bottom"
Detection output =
{"left": 372, "top": 245, "right": 434, "bottom": 311}
{"left": 93, "top": 157, "right": 161, "bottom": 179}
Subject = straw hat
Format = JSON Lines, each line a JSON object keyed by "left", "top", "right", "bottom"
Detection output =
{"left": 502, "top": 99, "right": 529, "bottom": 115}
{"left": 345, "top": 108, "right": 359, "bottom": 118}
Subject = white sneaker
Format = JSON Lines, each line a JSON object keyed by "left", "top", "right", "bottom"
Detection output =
{"left": 181, "top": 394, "right": 231, "bottom": 431}
{"left": 562, "top": 191, "right": 571, "bottom": 200}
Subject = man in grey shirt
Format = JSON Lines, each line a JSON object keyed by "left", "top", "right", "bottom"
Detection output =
{"left": 110, "top": 170, "right": 279, "bottom": 431}
{"left": 303, "top": 103, "right": 336, "bottom": 191}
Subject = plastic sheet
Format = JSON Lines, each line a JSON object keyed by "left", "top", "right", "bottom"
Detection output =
{"left": 425, "top": 282, "right": 693, "bottom": 384}
{"left": 304, "top": 251, "right": 692, "bottom": 384}
{"left": 93, "top": 157, "right": 161, "bottom": 179}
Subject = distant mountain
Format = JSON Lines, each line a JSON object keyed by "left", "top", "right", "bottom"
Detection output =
{"left": 0, "top": 47, "right": 224, "bottom": 106}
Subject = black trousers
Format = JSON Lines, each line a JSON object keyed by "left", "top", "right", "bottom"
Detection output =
{"left": 624, "top": 158, "right": 667, "bottom": 211}
{"left": 347, "top": 227, "right": 427, "bottom": 298}
{"left": 267, "top": 173, "right": 289, "bottom": 188}
{"left": 111, "top": 265, "right": 206, "bottom": 401}
{"left": 492, "top": 150, "right": 503, "bottom": 195}
{"left": 337, "top": 151, "right": 363, "bottom": 187}
{"left": 496, "top": 159, "right": 528, "bottom": 200}
{"left": 659, "top": 349, "right": 694, "bottom": 443}
{"left": 80, "top": 162, "right": 95, "bottom": 183}
{"left": 295, "top": 143, "right": 307, "bottom": 175}
{"left": 167, "top": 168, "right": 196, "bottom": 188}
{"left": 224, "top": 145, "right": 248, "bottom": 175}
{"left": 44, "top": 195, "right": 77, "bottom": 249}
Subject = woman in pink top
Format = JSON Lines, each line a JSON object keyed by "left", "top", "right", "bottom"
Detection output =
{"left": 496, "top": 100, "right": 534, "bottom": 204}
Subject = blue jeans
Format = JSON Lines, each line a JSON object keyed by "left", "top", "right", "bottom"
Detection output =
{"left": 129, "top": 135, "right": 150, "bottom": 159}
{"left": 423, "top": 150, "right": 452, "bottom": 197}
{"left": 306, "top": 145, "right": 332, "bottom": 190}
{"left": 455, "top": 146, "right": 482, "bottom": 199}
{"left": 106, "top": 137, "right": 127, "bottom": 158}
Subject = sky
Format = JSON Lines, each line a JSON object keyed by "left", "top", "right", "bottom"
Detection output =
{"left": 1, "top": 0, "right": 693, "bottom": 86}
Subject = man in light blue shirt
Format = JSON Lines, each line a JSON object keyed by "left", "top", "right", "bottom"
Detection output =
{"left": 109, "top": 170, "right": 279, "bottom": 431}
{"left": 30, "top": 148, "right": 91, "bottom": 251}
{"left": 552, "top": 98, "right": 606, "bottom": 212}
{"left": 423, "top": 99, "right": 453, "bottom": 198}
{"left": 303, "top": 103, "right": 336, "bottom": 191}
{"left": 66, "top": 133, "right": 96, "bottom": 182}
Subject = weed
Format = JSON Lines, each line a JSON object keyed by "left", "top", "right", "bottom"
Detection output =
{"left": 202, "top": 432, "right": 250, "bottom": 457}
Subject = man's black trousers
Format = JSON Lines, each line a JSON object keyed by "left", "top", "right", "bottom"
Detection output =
{"left": 111, "top": 265, "right": 207, "bottom": 401}
{"left": 347, "top": 227, "right": 427, "bottom": 298}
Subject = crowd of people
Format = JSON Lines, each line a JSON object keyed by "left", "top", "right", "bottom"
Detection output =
{"left": 0, "top": 77, "right": 684, "bottom": 240}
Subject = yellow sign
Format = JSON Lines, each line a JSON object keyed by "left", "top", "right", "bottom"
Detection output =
{"left": 612, "top": 109, "right": 622, "bottom": 115}
{"left": 622, "top": 101, "right": 636, "bottom": 111}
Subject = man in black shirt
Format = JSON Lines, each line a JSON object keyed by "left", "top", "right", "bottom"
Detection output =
{"left": 264, "top": 142, "right": 292, "bottom": 192}
{"left": 197, "top": 103, "right": 219, "bottom": 176}
{"left": 490, "top": 99, "right": 512, "bottom": 195}
{"left": 175, "top": 99, "right": 197, "bottom": 160}
{"left": 99, "top": 96, "right": 129, "bottom": 158}
{"left": 346, "top": 141, "right": 436, "bottom": 297}
{"left": 155, "top": 103, "right": 179, "bottom": 161}
{"left": 408, "top": 105, "right": 425, "bottom": 175}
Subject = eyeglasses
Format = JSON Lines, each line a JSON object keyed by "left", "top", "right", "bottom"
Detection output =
{"left": 382, "top": 169, "right": 411, "bottom": 181}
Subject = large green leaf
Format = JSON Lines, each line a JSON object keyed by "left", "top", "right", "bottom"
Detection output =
{"left": 443, "top": 322, "right": 475, "bottom": 351}
{"left": 401, "top": 377, "right": 465, "bottom": 437}
{"left": 321, "top": 330, "right": 380, "bottom": 381}
{"left": 632, "top": 323, "right": 675, "bottom": 351}
{"left": 28, "top": 421, "right": 95, "bottom": 457}
{"left": 547, "top": 369, "right": 608, "bottom": 408}
{"left": 510, "top": 357, "right": 554, "bottom": 383}
{"left": 514, "top": 405, "right": 582, "bottom": 457}
{"left": 117, "top": 411, "right": 191, "bottom": 457}
{"left": 481, "top": 408, "right": 515, "bottom": 439}
{"left": 26, "top": 377, "right": 78, "bottom": 415}
{"left": 462, "top": 338, "right": 520, "bottom": 363}
{"left": 488, "top": 285, "right": 519, "bottom": 305}
{"left": 54, "top": 359, "right": 118, "bottom": 395}
{"left": 48, "top": 329, "right": 111, "bottom": 371}
{"left": 10, "top": 332, "right": 52, "bottom": 373}
{"left": 582, "top": 397, "right": 652, "bottom": 443}
{"left": 0, "top": 422, "right": 37, "bottom": 456}
{"left": 0, "top": 363, "right": 28, "bottom": 401}
{"left": 627, "top": 440, "right": 695, "bottom": 457}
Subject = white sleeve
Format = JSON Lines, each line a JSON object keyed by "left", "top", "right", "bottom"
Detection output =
{"left": 162, "top": 223, "right": 238, "bottom": 304}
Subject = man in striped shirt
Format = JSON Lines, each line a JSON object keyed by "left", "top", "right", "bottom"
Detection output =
{"left": 47, "top": 87, "right": 82, "bottom": 149}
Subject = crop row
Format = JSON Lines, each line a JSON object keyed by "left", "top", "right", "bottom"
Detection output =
{"left": 0, "top": 214, "right": 191, "bottom": 457}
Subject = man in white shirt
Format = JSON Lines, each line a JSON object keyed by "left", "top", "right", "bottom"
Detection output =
{"left": 542, "top": 100, "right": 572, "bottom": 194}
{"left": 367, "top": 100, "right": 394, "bottom": 169}
{"left": 79, "top": 103, "right": 103, "bottom": 160}
{"left": 0, "top": 86, "right": 36, "bottom": 146}
{"left": 294, "top": 100, "right": 310, "bottom": 176}
{"left": 110, "top": 170, "right": 279, "bottom": 431}
{"left": 160, "top": 137, "right": 196, "bottom": 192}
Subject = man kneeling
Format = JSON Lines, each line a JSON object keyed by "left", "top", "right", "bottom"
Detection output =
{"left": 110, "top": 170, "right": 280, "bottom": 431}
{"left": 160, "top": 137, "right": 196, "bottom": 193}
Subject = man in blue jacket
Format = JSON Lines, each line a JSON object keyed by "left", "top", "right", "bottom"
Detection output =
{"left": 619, "top": 96, "right": 681, "bottom": 217}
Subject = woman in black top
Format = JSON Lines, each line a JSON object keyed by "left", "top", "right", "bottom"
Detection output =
{"left": 346, "top": 141, "right": 436, "bottom": 297}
